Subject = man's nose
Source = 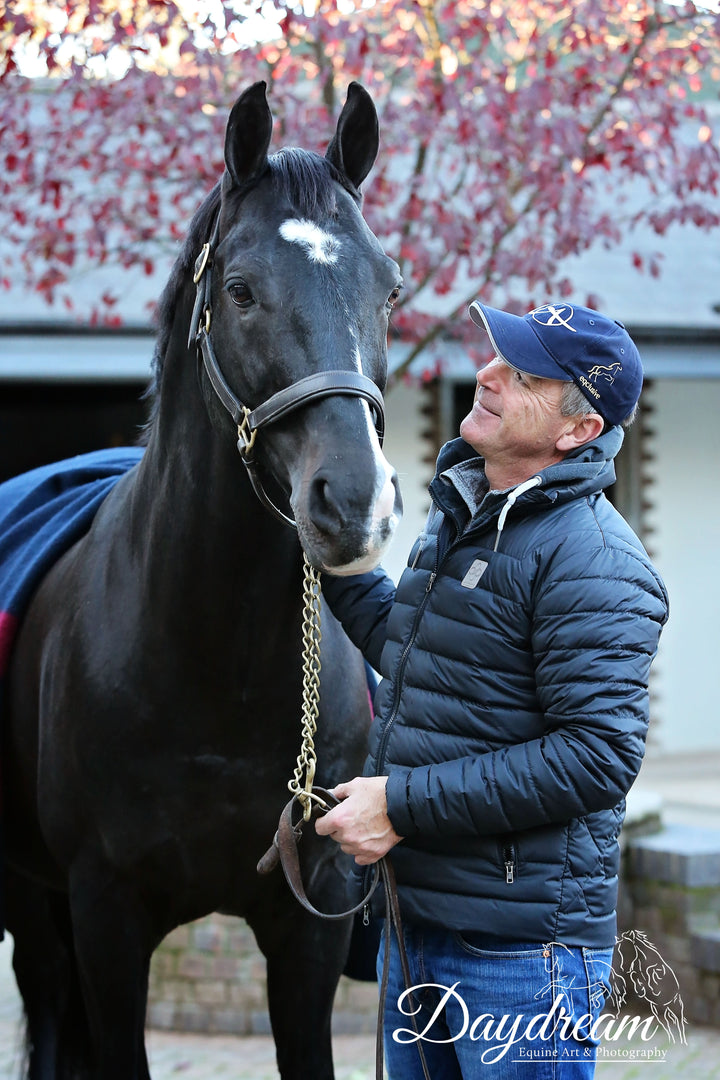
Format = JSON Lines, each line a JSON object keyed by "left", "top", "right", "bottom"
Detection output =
{"left": 477, "top": 357, "right": 503, "bottom": 387}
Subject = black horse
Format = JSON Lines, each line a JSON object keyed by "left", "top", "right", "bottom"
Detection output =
{"left": 2, "top": 81, "right": 402, "bottom": 1079}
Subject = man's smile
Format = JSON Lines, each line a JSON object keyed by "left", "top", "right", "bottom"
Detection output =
{"left": 474, "top": 392, "right": 499, "bottom": 417}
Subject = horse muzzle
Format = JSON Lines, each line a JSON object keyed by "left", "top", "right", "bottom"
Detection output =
{"left": 294, "top": 443, "right": 402, "bottom": 575}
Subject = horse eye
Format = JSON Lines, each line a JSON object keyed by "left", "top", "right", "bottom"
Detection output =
{"left": 387, "top": 286, "right": 402, "bottom": 310}
{"left": 228, "top": 281, "right": 254, "bottom": 308}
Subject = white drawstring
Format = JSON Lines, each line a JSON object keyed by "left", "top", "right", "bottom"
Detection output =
{"left": 494, "top": 476, "right": 542, "bottom": 551}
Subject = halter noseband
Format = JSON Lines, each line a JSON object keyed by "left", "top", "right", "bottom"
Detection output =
{"left": 188, "top": 216, "right": 386, "bottom": 528}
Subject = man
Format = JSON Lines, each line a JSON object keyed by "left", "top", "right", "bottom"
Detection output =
{"left": 316, "top": 302, "right": 669, "bottom": 1078}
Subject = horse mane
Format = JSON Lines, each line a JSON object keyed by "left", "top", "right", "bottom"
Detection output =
{"left": 141, "top": 148, "right": 343, "bottom": 436}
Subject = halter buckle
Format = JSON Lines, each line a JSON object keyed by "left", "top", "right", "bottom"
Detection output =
{"left": 193, "top": 243, "right": 211, "bottom": 284}
{"left": 236, "top": 407, "right": 258, "bottom": 458}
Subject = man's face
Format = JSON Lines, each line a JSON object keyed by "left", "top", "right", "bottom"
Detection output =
{"left": 459, "top": 357, "right": 572, "bottom": 485}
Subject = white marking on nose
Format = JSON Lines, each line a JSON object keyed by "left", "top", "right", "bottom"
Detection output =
{"left": 279, "top": 218, "right": 340, "bottom": 265}
{"left": 323, "top": 417, "right": 401, "bottom": 575}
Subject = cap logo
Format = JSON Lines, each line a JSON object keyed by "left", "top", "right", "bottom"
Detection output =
{"left": 530, "top": 304, "right": 577, "bottom": 332}
{"left": 587, "top": 362, "right": 622, "bottom": 385}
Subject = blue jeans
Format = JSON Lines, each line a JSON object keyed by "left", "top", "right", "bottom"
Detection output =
{"left": 377, "top": 924, "right": 613, "bottom": 1079}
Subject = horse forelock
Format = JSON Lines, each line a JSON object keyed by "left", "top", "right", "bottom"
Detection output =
{"left": 267, "top": 148, "right": 344, "bottom": 220}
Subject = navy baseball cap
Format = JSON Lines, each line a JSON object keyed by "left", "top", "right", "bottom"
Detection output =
{"left": 469, "top": 301, "right": 644, "bottom": 426}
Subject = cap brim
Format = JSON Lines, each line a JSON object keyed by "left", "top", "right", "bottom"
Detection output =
{"left": 468, "top": 301, "right": 572, "bottom": 381}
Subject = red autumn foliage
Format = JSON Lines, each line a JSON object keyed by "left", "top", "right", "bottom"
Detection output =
{"left": 1, "top": 0, "right": 719, "bottom": 371}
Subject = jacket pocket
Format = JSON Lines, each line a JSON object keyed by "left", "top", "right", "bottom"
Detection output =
{"left": 408, "top": 532, "right": 427, "bottom": 570}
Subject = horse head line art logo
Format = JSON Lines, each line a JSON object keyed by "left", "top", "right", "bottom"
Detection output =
{"left": 532, "top": 931, "right": 687, "bottom": 1048}
{"left": 587, "top": 362, "right": 623, "bottom": 385}
{"left": 608, "top": 931, "right": 687, "bottom": 1045}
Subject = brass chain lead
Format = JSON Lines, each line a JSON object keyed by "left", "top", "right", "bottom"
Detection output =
{"left": 288, "top": 552, "right": 324, "bottom": 820}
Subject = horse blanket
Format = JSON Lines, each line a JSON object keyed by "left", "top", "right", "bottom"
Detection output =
{"left": 0, "top": 447, "right": 144, "bottom": 939}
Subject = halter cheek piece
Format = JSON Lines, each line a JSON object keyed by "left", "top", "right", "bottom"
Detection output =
{"left": 188, "top": 216, "right": 386, "bottom": 529}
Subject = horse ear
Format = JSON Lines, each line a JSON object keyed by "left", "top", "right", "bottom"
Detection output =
{"left": 325, "top": 82, "right": 379, "bottom": 193}
{"left": 224, "top": 81, "right": 273, "bottom": 188}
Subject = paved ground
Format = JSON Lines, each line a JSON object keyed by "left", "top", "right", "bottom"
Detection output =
{"left": 2, "top": 752, "right": 720, "bottom": 1077}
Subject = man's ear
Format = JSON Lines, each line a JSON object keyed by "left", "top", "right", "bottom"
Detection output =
{"left": 556, "top": 412, "right": 605, "bottom": 453}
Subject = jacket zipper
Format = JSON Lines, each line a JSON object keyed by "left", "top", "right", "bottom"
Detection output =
{"left": 363, "top": 564, "right": 438, "bottom": 910}
{"left": 375, "top": 567, "right": 437, "bottom": 775}
{"left": 376, "top": 513, "right": 486, "bottom": 774}
{"left": 503, "top": 844, "right": 516, "bottom": 885}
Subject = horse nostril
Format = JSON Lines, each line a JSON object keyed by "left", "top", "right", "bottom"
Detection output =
{"left": 308, "top": 474, "right": 344, "bottom": 537}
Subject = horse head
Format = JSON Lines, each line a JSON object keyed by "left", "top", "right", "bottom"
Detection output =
{"left": 189, "top": 81, "right": 403, "bottom": 574}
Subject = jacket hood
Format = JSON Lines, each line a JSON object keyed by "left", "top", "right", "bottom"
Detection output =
{"left": 430, "top": 425, "right": 624, "bottom": 546}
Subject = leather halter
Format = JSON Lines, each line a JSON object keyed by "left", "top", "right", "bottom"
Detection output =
{"left": 188, "top": 214, "right": 387, "bottom": 528}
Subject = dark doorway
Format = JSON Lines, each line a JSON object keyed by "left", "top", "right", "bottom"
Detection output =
{"left": 0, "top": 381, "right": 149, "bottom": 483}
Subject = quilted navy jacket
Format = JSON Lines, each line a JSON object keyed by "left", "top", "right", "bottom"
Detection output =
{"left": 323, "top": 428, "right": 669, "bottom": 947}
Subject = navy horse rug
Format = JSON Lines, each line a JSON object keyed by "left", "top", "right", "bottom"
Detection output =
{"left": 0, "top": 447, "right": 143, "bottom": 936}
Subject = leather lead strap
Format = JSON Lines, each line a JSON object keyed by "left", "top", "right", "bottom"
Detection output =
{"left": 378, "top": 858, "right": 432, "bottom": 1080}
{"left": 257, "top": 792, "right": 431, "bottom": 1080}
{"left": 257, "top": 790, "right": 380, "bottom": 917}
{"left": 277, "top": 791, "right": 380, "bottom": 919}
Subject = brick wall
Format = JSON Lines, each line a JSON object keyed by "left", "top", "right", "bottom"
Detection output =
{"left": 147, "top": 914, "right": 379, "bottom": 1035}
{"left": 618, "top": 823, "right": 720, "bottom": 1027}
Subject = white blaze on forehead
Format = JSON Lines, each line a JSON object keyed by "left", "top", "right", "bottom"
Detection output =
{"left": 279, "top": 218, "right": 340, "bottom": 265}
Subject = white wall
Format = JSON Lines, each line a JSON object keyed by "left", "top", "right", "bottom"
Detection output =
{"left": 380, "top": 381, "right": 430, "bottom": 584}
{"left": 646, "top": 379, "right": 720, "bottom": 751}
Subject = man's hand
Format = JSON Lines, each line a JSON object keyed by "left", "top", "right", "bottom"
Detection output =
{"left": 315, "top": 776, "right": 403, "bottom": 865}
